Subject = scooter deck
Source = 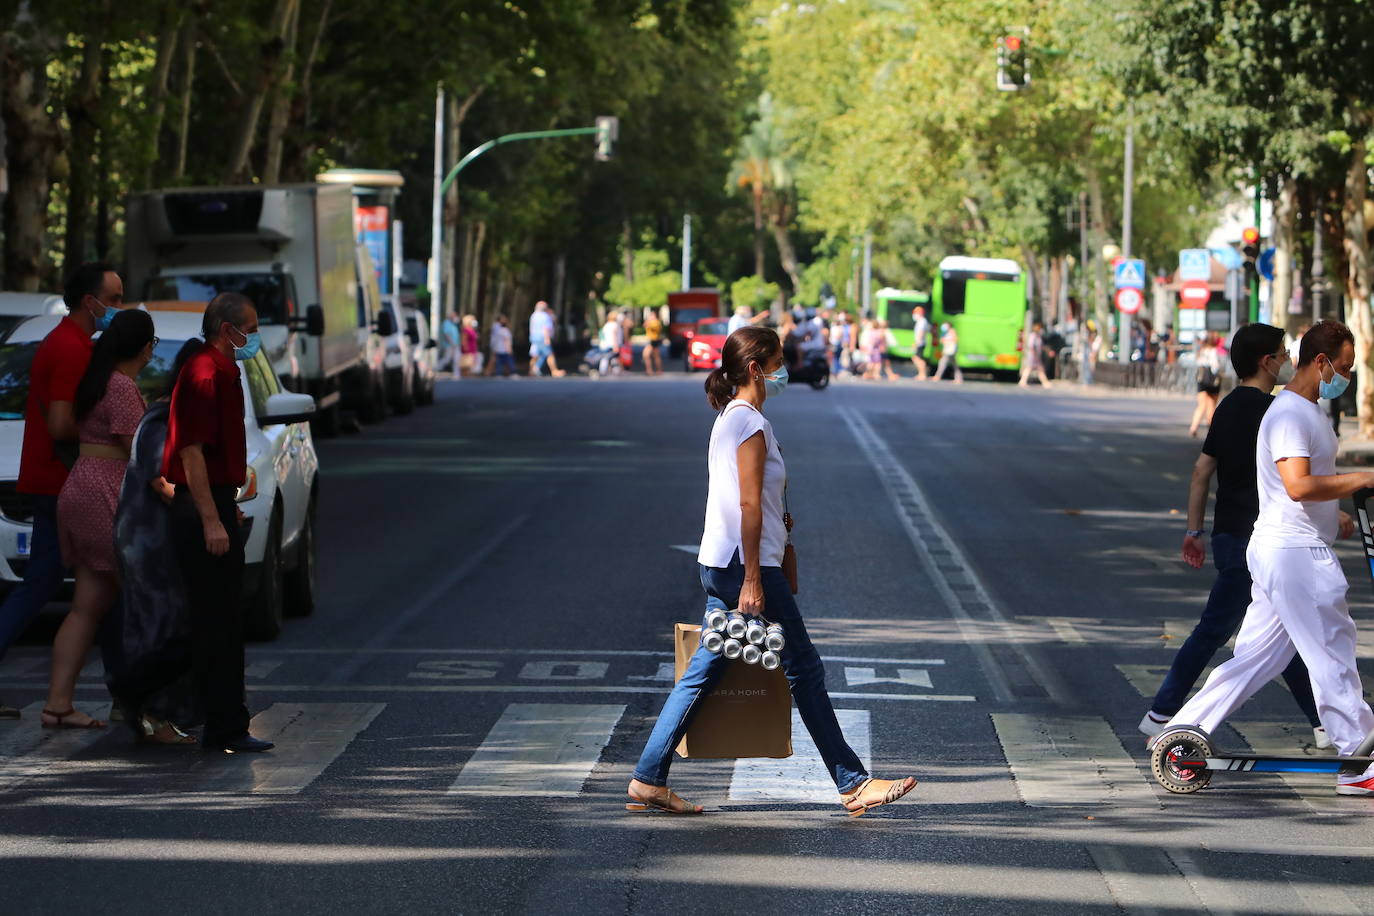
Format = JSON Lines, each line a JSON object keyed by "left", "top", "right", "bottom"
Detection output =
{"left": 1200, "top": 754, "right": 1374, "bottom": 775}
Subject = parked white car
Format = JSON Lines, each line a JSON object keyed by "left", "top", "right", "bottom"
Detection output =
{"left": 403, "top": 307, "right": 437, "bottom": 405}
{"left": 0, "top": 292, "right": 67, "bottom": 340}
{"left": 0, "top": 312, "right": 319, "bottom": 640}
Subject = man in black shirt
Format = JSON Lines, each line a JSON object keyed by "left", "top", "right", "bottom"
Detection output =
{"left": 1139, "top": 323, "right": 1324, "bottom": 744}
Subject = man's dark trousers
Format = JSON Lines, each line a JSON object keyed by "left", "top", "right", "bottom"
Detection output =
{"left": 171, "top": 485, "right": 249, "bottom": 745}
{"left": 1151, "top": 531, "right": 1320, "bottom": 724}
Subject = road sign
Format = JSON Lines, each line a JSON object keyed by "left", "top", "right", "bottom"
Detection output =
{"left": 1259, "top": 246, "right": 1276, "bottom": 281}
{"left": 1179, "top": 249, "right": 1210, "bottom": 281}
{"left": 1115, "top": 287, "right": 1144, "bottom": 314}
{"left": 1114, "top": 258, "right": 1146, "bottom": 290}
{"left": 1179, "top": 280, "right": 1211, "bottom": 308}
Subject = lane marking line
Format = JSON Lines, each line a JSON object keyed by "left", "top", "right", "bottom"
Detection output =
{"left": 991, "top": 713, "right": 1159, "bottom": 809}
{"left": 843, "top": 666, "right": 933, "bottom": 689}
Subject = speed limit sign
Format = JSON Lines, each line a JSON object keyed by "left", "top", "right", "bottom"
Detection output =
{"left": 1115, "top": 287, "right": 1144, "bottom": 314}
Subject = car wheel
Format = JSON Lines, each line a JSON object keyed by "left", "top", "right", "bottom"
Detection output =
{"left": 245, "top": 512, "right": 285, "bottom": 641}
{"left": 313, "top": 401, "right": 341, "bottom": 438}
{"left": 285, "top": 498, "right": 317, "bottom": 617}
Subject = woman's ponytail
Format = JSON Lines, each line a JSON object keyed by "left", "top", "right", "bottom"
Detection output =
{"left": 705, "top": 326, "right": 782, "bottom": 411}
{"left": 705, "top": 368, "right": 733, "bottom": 410}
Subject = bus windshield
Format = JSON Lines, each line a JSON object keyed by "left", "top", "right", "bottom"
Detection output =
{"left": 939, "top": 269, "right": 1019, "bottom": 315}
{"left": 884, "top": 298, "right": 926, "bottom": 331}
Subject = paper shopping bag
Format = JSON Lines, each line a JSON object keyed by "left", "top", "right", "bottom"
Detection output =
{"left": 672, "top": 623, "right": 792, "bottom": 759}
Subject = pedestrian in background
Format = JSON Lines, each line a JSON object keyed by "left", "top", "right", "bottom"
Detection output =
{"left": 828, "top": 312, "right": 848, "bottom": 376}
{"left": 438, "top": 311, "right": 460, "bottom": 376}
{"left": 1190, "top": 331, "right": 1223, "bottom": 437}
{"left": 1018, "top": 321, "right": 1051, "bottom": 388}
{"left": 489, "top": 314, "right": 515, "bottom": 377}
{"left": 934, "top": 322, "right": 963, "bottom": 383}
{"left": 911, "top": 305, "right": 931, "bottom": 380}
{"left": 0, "top": 263, "right": 123, "bottom": 720}
{"left": 161, "top": 292, "right": 272, "bottom": 754}
{"left": 460, "top": 314, "right": 480, "bottom": 377}
{"left": 1078, "top": 322, "right": 1097, "bottom": 385}
{"left": 875, "top": 320, "right": 900, "bottom": 381}
{"left": 41, "top": 310, "right": 156, "bottom": 730}
{"left": 528, "top": 300, "right": 565, "bottom": 377}
{"left": 625, "top": 326, "right": 917, "bottom": 815}
{"left": 642, "top": 308, "right": 664, "bottom": 376}
{"left": 1139, "top": 324, "right": 1324, "bottom": 745}
{"left": 110, "top": 340, "right": 203, "bottom": 745}
{"left": 1161, "top": 320, "right": 1374, "bottom": 795}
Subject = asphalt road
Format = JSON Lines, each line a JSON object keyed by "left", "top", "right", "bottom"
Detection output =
{"left": 2, "top": 371, "right": 1374, "bottom": 915}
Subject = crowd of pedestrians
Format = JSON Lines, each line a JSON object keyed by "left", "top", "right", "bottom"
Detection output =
{"left": 0, "top": 264, "right": 272, "bottom": 754}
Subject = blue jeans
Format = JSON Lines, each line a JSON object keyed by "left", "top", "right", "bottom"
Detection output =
{"left": 632, "top": 556, "right": 868, "bottom": 793}
{"left": 1151, "top": 532, "right": 1320, "bottom": 725}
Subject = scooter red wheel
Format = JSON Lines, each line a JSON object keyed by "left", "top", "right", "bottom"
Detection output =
{"left": 1151, "top": 728, "right": 1213, "bottom": 794}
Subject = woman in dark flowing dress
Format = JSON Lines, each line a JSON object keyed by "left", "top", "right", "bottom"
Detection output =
{"left": 110, "top": 340, "right": 203, "bottom": 740}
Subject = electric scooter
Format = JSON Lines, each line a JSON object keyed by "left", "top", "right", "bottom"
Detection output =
{"left": 1148, "top": 487, "right": 1374, "bottom": 794}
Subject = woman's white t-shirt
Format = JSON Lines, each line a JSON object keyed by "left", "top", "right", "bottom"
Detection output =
{"left": 1253, "top": 390, "right": 1340, "bottom": 547}
{"left": 698, "top": 400, "right": 788, "bottom": 568}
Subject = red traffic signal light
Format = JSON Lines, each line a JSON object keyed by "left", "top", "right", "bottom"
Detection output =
{"left": 1004, "top": 35, "right": 1022, "bottom": 51}
{"left": 1241, "top": 227, "right": 1260, "bottom": 245}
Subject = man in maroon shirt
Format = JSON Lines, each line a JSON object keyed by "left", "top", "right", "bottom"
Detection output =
{"left": 161, "top": 291, "right": 272, "bottom": 752}
{"left": 0, "top": 263, "right": 123, "bottom": 720}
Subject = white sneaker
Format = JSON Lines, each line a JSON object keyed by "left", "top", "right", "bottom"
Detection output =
{"left": 1313, "top": 726, "right": 1332, "bottom": 750}
{"left": 1138, "top": 711, "right": 1170, "bottom": 737}
{"left": 1336, "top": 763, "right": 1374, "bottom": 796}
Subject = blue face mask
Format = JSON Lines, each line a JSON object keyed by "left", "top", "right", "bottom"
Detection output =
{"left": 91, "top": 298, "right": 115, "bottom": 332}
{"left": 231, "top": 327, "right": 262, "bottom": 362}
{"left": 1319, "top": 359, "right": 1350, "bottom": 400}
{"left": 764, "top": 364, "right": 789, "bottom": 399}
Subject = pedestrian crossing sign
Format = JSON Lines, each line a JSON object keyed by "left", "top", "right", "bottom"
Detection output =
{"left": 1114, "top": 259, "right": 1146, "bottom": 290}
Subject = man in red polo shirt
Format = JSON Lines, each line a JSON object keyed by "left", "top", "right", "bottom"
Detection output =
{"left": 0, "top": 263, "right": 123, "bottom": 721}
{"left": 161, "top": 291, "right": 272, "bottom": 753}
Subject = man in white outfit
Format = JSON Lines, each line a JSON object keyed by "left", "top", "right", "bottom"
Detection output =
{"left": 1164, "top": 320, "right": 1374, "bottom": 795}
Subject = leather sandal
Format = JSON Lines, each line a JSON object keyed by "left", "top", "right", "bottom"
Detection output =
{"left": 625, "top": 787, "right": 704, "bottom": 814}
{"left": 40, "top": 707, "right": 106, "bottom": 729}
{"left": 840, "top": 776, "right": 917, "bottom": 817}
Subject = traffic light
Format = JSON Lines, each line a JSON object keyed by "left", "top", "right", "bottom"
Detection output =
{"left": 594, "top": 116, "right": 618, "bottom": 161}
{"left": 997, "top": 28, "right": 1030, "bottom": 91}
{"left": 1241, "top": 226, "right": 1260, "bottom": 278}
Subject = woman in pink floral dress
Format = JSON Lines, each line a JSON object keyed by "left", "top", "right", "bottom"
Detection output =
{"left": 42, "top": 310, "right": 156, "bottom": 730}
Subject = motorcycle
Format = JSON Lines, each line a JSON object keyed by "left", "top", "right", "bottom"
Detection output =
{"left": 790, "top": 351, "right": 830, "bottom": 390}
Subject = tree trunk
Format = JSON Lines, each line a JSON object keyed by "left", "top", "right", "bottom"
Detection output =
{"left": 622, "top": 220, "right": 634, "bottom": 282}
{"left": 173, "top": 18, "right": 197, "bottom": 181}
{"left": 1271, "top": 174, "right": 1297, "bottom": 328}
{"left": 65, "top": 10, "right": 109, "bottom": 269}
{"left": 443, "top": 85, "right": 485, "bottom": 317}
{"left": 1341, "top": 136, "right": 1374, "bottom": 439}
{"left": 141, "top": 10, "right": 183, "bottom": 189}
{"left": 752, "top": 187, "right": 765, "bottom": 278}
{"left": 1087, "top": 167, "right": 1111, "bottom": 359}
{"left": 769, "top": 221, "right": 801, "bottom": 294}
{"left": 287, "top": 0, "right": 332, "bottom": 180}
{"left": 224, "top": 0, "right": 298, "bottom": 183}
{"left": 1, "top": 3, "right": 63, "bottom": 290}
{"left": 262, "top": 0, "right": 301, "bottom": 184}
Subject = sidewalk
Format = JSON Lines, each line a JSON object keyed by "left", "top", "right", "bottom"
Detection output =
{"left": 1337, "top": 428, "right": 1374, "bottom": 466}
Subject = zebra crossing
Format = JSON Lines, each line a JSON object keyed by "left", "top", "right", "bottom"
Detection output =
{"left": 0, "top": 699, "right": 1358, "bottom": 810}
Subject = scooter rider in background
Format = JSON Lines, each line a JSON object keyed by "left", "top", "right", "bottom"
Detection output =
{"left": 1158, "top": 320, "right": 1374, "bottom": 796}
{"left": 1139, "top": 323, "right": 1324, "bottom": 745}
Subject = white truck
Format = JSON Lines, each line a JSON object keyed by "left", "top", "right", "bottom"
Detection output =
{"left": 125, "top": 183, "right": 393, "bottom": 434}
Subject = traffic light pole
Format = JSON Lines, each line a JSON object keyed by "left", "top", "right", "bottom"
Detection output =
{"left": 1119, "top": 102, "right": 1134, "bottom": 364}
{"left": 439, "top": 127, "right": 600, "bottom": 196}
{"left": 1251, "top": 175, "right": 1262, "bottom": 324}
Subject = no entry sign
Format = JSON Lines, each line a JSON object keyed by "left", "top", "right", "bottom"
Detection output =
{"left": 1179, "top": 280, "right": 1211, "bottom": 308}
{"left": 1115, "top": 287, "right": 1144, "bottom": 314}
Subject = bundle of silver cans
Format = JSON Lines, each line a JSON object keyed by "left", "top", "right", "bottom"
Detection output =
{"left": 702, "top": 609, "right": 782, "bottom": 670}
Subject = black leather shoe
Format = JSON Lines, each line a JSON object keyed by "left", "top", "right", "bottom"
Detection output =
{"left": 204, "top": 734, "right": 275, "bottom": 753}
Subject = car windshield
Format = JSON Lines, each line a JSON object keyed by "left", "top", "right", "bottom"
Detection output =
{"left": 697, "top": 320, "right": 729, "bottom": 335}
{"left": 145, "top": 273, "right": 291, "bottom": 326}
{"left": 0, "top": 338, "right": 193, "bottom": 417}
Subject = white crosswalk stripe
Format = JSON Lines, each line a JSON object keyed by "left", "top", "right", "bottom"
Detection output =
{"left": 449, "top": 703, "right": 625, "bottom": 797}
{"left": 991, "top": 713, "right": 1159, "bottom": 808}
{"left": 192, "top": 702, "right": 385, "bottom": 795}
{"left": 728, "top": 708, "right": 870, "bottom": 802}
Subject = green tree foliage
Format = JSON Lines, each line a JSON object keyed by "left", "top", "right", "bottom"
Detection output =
{"left": 606, "top": 247, "right": 681, "bottom": 309}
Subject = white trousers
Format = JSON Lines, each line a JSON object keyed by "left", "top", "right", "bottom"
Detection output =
{"left": 1171, "top": 543, "right": 1374, "bottom": 755}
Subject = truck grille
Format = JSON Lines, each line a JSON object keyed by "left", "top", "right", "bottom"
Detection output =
{"left": 0, "top": 483, "right": 34, "bottom": 523}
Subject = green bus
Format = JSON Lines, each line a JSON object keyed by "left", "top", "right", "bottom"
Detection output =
{"left": 931, "top": 256, "right": 1027, "bottom": 371}
{"left": 873, "top": 288, "right": 930, "bottom": 359}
